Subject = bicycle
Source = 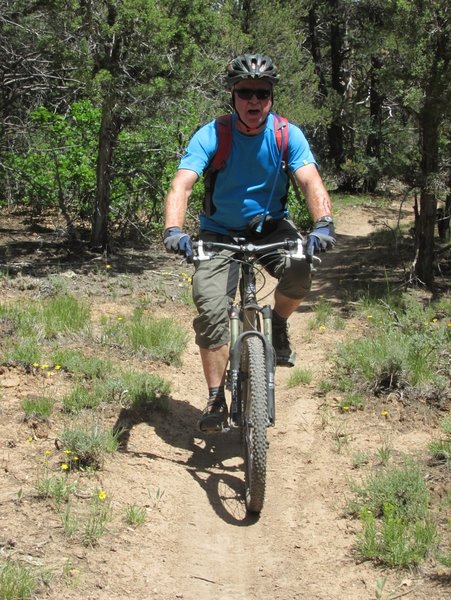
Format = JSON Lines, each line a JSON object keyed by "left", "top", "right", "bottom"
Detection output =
{"left": 193, "top": 237, "right": 307, "bottom": 514}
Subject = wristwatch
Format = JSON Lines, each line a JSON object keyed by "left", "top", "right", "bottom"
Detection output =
{"left": 315, "top": 215, "right": 334, "bottom": 226}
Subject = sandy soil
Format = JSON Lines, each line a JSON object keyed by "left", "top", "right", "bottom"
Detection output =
{"left": 0, "top": 201, "right": 449, "bottom": 600}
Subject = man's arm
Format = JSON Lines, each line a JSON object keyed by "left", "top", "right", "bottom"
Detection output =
{"left": 164, "top": 169, "right": 199, "bottom": 229}
{"left": 293, "top": 163, "right": 333, "bottom": 221}
{"left": 294, "top": 163, "right": 336, "bottom": 261}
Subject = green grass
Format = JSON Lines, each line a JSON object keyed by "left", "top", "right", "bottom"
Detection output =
{"left": 116, "top": 371, "right": 170, "bottom": 410}
{"left": 21, "top": 396, "right": 55, "bottom": 419}
{"left": 1, "top": 294, "right": 91, "bottom": 365}
{"left": 62, "top": 382, "right": 107, "bottom": 414}
{"left": 1, "top": 294, "right": 90, "bottom": 341}
{"left": 59, "top": 422, "right": 121, "bottom": 469}
{"left": 59, "top": 502, "right": 79, "bottom": 538}
{"left": 50, "top": 349, "right": 113, "bottom": 379}
{"left": 101, "top": 309, "right": 189, "bottom": 365}
{"left": 307, "top": 297, "right": 345, "bottom": 331}
{"left": 352, "top": 450, "right": 370, "bottom": 469}
{"left": 428, "top": 416, "right": 451, "bottom": 467}
{"left": 41, "top": 294, "right": 91, "bottom": 337}
{"left": 0, "top": 560, "right": 42, "bottom": 600}
{"left": 124, "top": 504, "right": 147, "bottom": 528}
{"left": 333, "top": 295, "right": 450, "bottom": 401}
{"left": 348, "top": 461, "right": 438, "bottom": 566}
{"left": 3, "top": 335, "right": 42, "bottom": 365}
{"left": 337, "top": 392, "right": 365, "bottom": 412}
{"left": 36, "top": 475, "right": 79, "bottom": 507}
{"left": 62, "top": 371, "right": 170, "bottom": 414}
{"left": 357, "top": 503, "right": 437, "bottom": 567}
{"left": 287, "top": 367, "right": 312, "bottom": 388}
{"left": 83, "top": 492, "right": 112, "bottom": 547}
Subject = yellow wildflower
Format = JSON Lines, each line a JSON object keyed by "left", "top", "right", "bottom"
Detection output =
{"left": 98, "top": 490, "right": 107, "bottom": 501}
{"left": 380, "top": 410, "right": 389, "bottom": 417}
{"left": 44, "top": 449, "right": 51, "bottom": 456}
{"left": 341, "top": 405, "right": 350, "bottom": 412}
{"left": 41, "top": 364, "right": 48, "bottom": 370}
{"left": 33, "top": 362, "right": 40, "bottom": 368}
{"left": 54, "top": 364, "right": 61, "bottom": 370}
{"left": 64, "top": 449, "right": 72, "bottom": 455}
{"left": 61, "top": 463, "right": 69, "bottom": 471}
{"left": 319, "top": 325, "right": 326, "bottom": 331}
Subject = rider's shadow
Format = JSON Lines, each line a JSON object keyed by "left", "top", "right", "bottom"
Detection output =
{"left": 112, "top": 396, "right": 259, "bottom": 525}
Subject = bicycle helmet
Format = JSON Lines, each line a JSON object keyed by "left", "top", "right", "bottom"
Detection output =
{"left": 226, "top": 53, "right": 279, "bottom": 88}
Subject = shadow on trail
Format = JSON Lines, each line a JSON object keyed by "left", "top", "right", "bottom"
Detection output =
{"left": 112, "top": 396, "right": 260, "bottom": 526}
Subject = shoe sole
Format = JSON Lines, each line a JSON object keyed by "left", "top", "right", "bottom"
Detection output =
{"left": 276, "top": 352, "right": 296, "bottom": 367}
{"left": 197, "top": 413, "right": 228, "bottom": 433}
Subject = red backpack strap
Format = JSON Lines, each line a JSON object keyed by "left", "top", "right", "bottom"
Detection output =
{"left": 203, "top": 114, "right": 232, "bottom": 217}
{"left": 211, "top": 114, "right": 233, "bottom": 171}
{"left": 273, "top": 113, "right": 289, "bottom": 166}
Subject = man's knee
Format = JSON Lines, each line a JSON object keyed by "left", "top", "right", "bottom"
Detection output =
{"left": 277, "top": 259, "right": 312, "bottom": 298}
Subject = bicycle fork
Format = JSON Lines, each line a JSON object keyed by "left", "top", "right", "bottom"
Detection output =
{"left": 226, "top": 304, "right": 276, "bottom": 428}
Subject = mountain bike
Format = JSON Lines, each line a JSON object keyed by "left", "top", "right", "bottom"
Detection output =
{"left": 193, "top": 237, "right": 306, "bottom": 514}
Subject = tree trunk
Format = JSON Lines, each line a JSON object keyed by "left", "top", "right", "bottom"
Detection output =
{"left": 414, "top": 96, "right": 440, "bottom": 287}
{"left": 91, "top": 97, "right": 120, "bottom": 251}
{"left": 414, "top": 26, "right": 448, "bottom": 287}
{"left": 308, "top": 7, "right": 328, "bottom": 103}
{"left": 328, "top": 0, "right": 345, "bottom": 171}
{"left": 365, "top": 55, "right": 384, "bottom": 193}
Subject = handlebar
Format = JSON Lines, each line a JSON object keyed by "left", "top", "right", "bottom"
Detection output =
{"left": 193, "top": 238, "right": 307, "bottom": 262}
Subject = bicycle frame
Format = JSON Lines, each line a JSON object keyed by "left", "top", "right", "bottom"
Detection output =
{"left": 228, "top": 259, "right": 276, "bottom": 428}
{"left": 194, "top": 238, "right": 305, "bottom": 430}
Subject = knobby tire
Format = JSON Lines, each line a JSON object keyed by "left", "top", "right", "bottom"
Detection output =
{"left": 242, "top": 335, "right": 268, "bottom": 514}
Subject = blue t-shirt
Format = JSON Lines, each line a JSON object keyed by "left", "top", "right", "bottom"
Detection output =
{"left": 178, "top": 112, "right": 316, "bottom": 234}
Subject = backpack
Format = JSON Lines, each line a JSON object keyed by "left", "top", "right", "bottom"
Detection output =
{"left": 203, "top": 113, "right": 301, "bottom": 217}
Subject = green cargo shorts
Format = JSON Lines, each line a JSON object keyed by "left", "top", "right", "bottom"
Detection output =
{"left": 192, "top": 219, "right": 312, "bottom": 349}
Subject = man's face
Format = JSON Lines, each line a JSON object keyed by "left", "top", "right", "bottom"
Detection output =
{"left": 233, "top": 80, "right": 273, "bottom": 132}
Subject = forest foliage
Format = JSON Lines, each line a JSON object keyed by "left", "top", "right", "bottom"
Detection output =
{"left": 0, "top": 0, "right": 449, "bottom": 284}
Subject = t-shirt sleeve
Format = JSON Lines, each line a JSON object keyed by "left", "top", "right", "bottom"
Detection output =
{"left": 287, "top": 123, "right": 318, "bottom": 172}
{"left": 178, "top": 120, "right": 218, "bottom": 177}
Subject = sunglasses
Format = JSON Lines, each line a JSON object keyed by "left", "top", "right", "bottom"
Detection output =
{"left": 234, "top": 88, "right": 272, "bottom": 100}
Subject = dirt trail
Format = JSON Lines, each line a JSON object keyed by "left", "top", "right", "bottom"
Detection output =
{"left": 1, "top": 203, "right": 448, "bottom": 600}
{"left": 119, "top": 206, "right": 389, "bottom": 600}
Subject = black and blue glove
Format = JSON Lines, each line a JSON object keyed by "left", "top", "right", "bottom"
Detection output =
{"left": 306, "top": 216, "right": 336, "bottom": 263}
{"left": 163, "top": 227, "right": 193, "bottom": 258}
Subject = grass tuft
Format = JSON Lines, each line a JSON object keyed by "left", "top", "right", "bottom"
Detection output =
{"left": 59, "top": 422, "right": 120, "bottom": 469}
{"left": 348, "top": 461, "right": 438, "bottom": 566}
{"left": 101, "top": 309, "right": 188, "bottom": 365}
{"left": 21, "top": 396, "right": 55, "bottom": 419}
{"left": 287, "top": 367, "right": 312, "bottom": 388}
{"left": 0, "top": 560, "right": 41, "bottom": 600}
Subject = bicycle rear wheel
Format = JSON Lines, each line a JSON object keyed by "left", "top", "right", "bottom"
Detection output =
{"left": 241, "top": 335, "right": 268, "bottom": 513}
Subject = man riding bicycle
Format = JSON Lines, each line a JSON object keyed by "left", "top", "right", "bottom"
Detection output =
{"left": 163, "top": 53, "right": 335, "bottom": 433}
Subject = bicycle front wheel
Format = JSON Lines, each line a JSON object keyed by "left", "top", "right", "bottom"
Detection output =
{"left": 241, "top": 335, "right": 268, "bottom": 514}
